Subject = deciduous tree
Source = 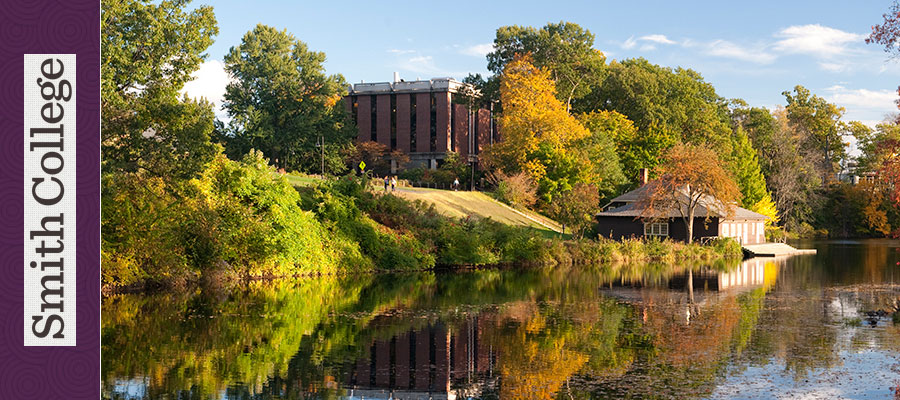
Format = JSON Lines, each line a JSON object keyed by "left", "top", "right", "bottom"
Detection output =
{"left": 222, "top": 24, "right": 354, "bottom": 171}
{"left": 483, "top": 54, "right": 590, "bottom": 193}
{"left": 637, "top": 145, "right": 741, "bottom": 243}
{"left": 101, "top": 0, "right": 219, "bottom": 179}
{"left": 582, "top": 58, "right": 733, "bottom": 155}
{"left": 486, "top": 21, "right": 606, "bottom": 111}
{"left": 580, "top": 110, "right": 674, "bottom": 188}
{"left": 546, "top": 183, "right": 600, "bottom": 237}
{"left": 782, "top": 85, "right": 847, "bottom": 184}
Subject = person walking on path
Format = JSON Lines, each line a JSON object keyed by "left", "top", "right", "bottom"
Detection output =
{"left": 383, "top": 176, "right": 389, "bottom": 191}
{"left": 453, "top": 177, "right": 460, "bottom": 191}
{"left": 391, "top": 176, "right": 396, "bottom": 192}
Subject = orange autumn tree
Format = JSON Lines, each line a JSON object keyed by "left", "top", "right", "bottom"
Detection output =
{"left": 637, "top": 144, "right": 741, "bottom": 244}
{"left": 483, "top": 54, "right": 590, "bottom": 193}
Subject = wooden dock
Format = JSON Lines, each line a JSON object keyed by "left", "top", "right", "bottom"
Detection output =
{"left": 742, "top": 243, "right": 817, "bottom": 257}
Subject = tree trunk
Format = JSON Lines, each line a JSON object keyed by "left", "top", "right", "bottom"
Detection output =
{"left": 687, "top": 268, "right": 695, "bottom": 305}
{"left": 685, "top": 208, "right": 694, "bottom": 244}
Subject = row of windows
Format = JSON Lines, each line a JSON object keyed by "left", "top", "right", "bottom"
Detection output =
{"left": 351, "top": 94, "right": 490, "bottom": 153}
{"left": 644, "top": 222, "right": 669, "bottom": 237}
{"left": 721, "top": 222, "right": 765, "bottom": 240}
{"left": 644, "top": 221, "right": 767, "bottom": 241}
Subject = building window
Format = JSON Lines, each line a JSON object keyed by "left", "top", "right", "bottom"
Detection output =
{"left": 450, "top": 100, "right": 456, "bottom": 152}
{"left": 370, "top": 95, "right": 377, "bottom": 142}
{"left": 410, "top": 94, "right": 417, "bottom": 151}
{"left": 390, "top": 94, "right": 397, "bottom": 149}
{"left": 351, "top": 96, "right": 358, "bottom": 125}
{"left": 644, "top": 222, "right": 669, "bottom": 237}
{"left": 430, "top": 93, "right": 437, "bottom": 152}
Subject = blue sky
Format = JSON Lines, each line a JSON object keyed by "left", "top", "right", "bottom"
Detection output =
{"left": 182, "top": 0, "right": 900, "bottom": 128}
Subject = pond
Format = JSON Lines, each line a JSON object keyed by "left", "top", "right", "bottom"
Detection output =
{"left": 102, "top": 240, "right": 900, "bottom": 399}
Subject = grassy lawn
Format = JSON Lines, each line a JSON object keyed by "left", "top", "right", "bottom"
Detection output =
{"left": 391, "top": 186, "right": 565, "bottom": 234}
{"left": 282, "top": 173, "right": 321, "bottom": 187}
{"left": 281, "top": 173, "right": 565, "bottom": 236}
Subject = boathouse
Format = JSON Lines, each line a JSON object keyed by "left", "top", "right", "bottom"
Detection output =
{"left": 595, "top": 185, "right": 768, "bottom": 245}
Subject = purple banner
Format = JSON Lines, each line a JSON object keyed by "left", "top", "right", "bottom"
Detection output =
{"left": 0, "top": 0, "right": 100, "bottom": 398}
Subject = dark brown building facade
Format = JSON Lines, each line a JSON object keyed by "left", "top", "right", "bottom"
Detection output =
{"left": 344, "top": 78, "right": 495, "bottom": 171}
{"left": 596, "top": 185, "right": 768, "bottom": 245}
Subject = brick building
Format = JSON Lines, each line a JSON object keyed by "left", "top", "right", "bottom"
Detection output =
{"left": 343, "top": 76, "right": 495, "bottom": 171}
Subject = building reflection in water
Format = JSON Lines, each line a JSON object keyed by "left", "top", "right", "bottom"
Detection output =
{"left": 340, "top": 259, "right": 773, "bottom": 399}
{"left": 345, "top": 318, "right": 495, "bottom": 400}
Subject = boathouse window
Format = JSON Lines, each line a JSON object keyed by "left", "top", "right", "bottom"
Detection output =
{"left": 644, "top": 222, "right": 669, "bottom": 237}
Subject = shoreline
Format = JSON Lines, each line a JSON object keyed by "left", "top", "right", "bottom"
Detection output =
{"left": 101, "top": 247, "right": 744, "bottom": 296}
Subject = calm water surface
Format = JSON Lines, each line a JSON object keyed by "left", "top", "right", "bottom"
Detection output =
{"left": 102, "top": 240, "right": 900, "bottom": 399}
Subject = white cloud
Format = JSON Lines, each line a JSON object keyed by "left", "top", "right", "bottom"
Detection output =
{"left": 823, "top": 86, "right": 898, "bottom": 124}
{"left": 388, "top": 49, "right": 415, "bottom": 55}
{"left": 705, "top": 39, "right": 776, "bottom": 64}
{"left": 622, "top": 34, "right": 675, "bottom": 51}
{"left": 824, "top": 86, "right": 896, "bottom": 110}
{"left": 180, "top": 59, "right": 230, "bottom": 121}
{"left": 640, "top": 34, "right": 676, "bottom": 45}
{"left": 773, "top": 24, "right": 865, "bottom": 58}
{"left": 460, "top": 43, "right": 493, "bottom": 57}
{"left": 819, "top": 61, "right": 852, "bottom": 73}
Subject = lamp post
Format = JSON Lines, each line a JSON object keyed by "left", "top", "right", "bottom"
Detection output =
{"left": 316, "top": 135, "right": 324, "bottom": 176}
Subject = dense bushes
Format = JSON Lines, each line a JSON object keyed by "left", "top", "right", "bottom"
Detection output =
{"left": 299, "top": 177, "right": 435, "bottom": 270}
{"left": 102, "top": 151, "right": 351, "bottom": 287}
{"left": 541, "top": 237, "right": 743, "bottom": 265}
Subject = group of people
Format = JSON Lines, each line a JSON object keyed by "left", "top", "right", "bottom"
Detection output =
{"left": 383, "top": 175, "right": 397, "bottom": 192}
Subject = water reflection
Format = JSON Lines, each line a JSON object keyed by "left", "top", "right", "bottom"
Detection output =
{"left": 102, "top": 241, "right": 900, "bottom": 399}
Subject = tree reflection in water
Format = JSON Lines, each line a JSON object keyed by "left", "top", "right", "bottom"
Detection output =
{"left": 103, "top": 241, "right": 900, "bottom": 399}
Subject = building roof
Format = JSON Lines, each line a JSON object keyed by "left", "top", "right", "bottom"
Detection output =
{"left": 348, "top": 77, "right": 474, "bottom": 95}
{"left": 606, "top": 184, "right": 651, "bottom": 204}
{"left": 597, "top": 185, "right": 768, "bottom": 221}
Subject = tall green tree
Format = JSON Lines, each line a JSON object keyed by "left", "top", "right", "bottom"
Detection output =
{"left": 577, "top": 110, "right": 643, "bottom": 195}
{"left": 485, "top": 21, "right": 607, "bottom": 111}
{"left": 101, "top": 0, "right": 219, "bottom": 179}
{"left": 582, "top": 58, "right": 733, "bottom": 155}
{"left": 222, "top": 24, "right": 354, "bottom": 172}
{"left": 730, "top": 106, "right": 779, "bottom": 178}
{"left": 726, "top": 127, "right": 778, "bottom": 224}
{"left": 782, "top": 85, "right": 847, "bottom": 184}
{"left": 768, "top": 108, "right": 823, "bottom": 229}
{"left": 726, "top": 127, "right": 769, "bottom": 208}
{"left": 847, "top": 121, "right": 878, "bottom": 171}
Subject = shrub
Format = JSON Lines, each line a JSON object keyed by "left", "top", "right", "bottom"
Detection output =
{"left": 493, "top": 172, "right": 537, "bottom": 208}
{"left": 708, "top": 237, "right": 740, "bottom": 256}
{"left": 300, "top": 177, "right": 436, "bottom": 270}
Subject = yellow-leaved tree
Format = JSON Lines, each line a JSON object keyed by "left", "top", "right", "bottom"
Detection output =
{"left": 483, "top": 54, "right": 590, "bottom": 187}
